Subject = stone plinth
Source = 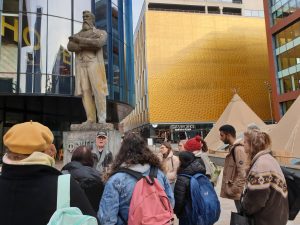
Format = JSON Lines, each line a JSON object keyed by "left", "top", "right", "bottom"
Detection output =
{"left": 63, "top": 123, "right": 121, "bottom": 166}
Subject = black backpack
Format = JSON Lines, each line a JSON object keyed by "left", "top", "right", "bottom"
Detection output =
{"left": 281, "top": 167, "right": 300, "bottom": 220}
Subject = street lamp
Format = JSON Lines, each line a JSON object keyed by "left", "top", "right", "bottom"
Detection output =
{"left": 264, "top": 81, "right": 274, "bottom": 124}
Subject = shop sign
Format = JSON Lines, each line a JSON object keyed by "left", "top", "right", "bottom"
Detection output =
{"left": 170, "top": 124, "right": 195, "bottom": 131}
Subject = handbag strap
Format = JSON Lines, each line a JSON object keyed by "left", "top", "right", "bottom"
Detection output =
{"left": 57, "top": 174, "right": 71, "bottom": 209}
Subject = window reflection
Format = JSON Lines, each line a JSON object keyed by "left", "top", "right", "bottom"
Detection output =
{"left": 95, "top": 0, "right": 107, "bottom": 30}
{"left": 47, "top": 16, "right": 71, "bottom": 94}
{"left": 3, "top": 0, "right": 19, "bottom": 12}
{"left": 48, "top": 0, "right": 71, "bottom": 18}
{"left": 272, "top": 0, "right": 300, "bottom": 25}
{"left": 277, "top": 45, "right": 300, "bottom": 71}
{"left": 22, "top": 0, "right": 47, "bottom": 14}
{"left": 19, "top": 12, "right": 47, "bottom": 93}
{"left": 74, "top": 0, "right": 92, "bottom": 22}
{"left": 280, "top": 76, "right": 293, "bottom": 93}
{"left": 0, "top": 13, "right": 18, "bottom": 93}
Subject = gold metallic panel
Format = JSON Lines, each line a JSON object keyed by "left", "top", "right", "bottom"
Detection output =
{"left": 146, "top": 11, "right": 271, "bottom": 123}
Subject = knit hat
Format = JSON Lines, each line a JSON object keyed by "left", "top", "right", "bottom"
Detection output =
{"left": 179, "top": 151, "right": 195, "bottom": 168}
{"left": 184, "top": 135, "right": 203, "bottom": 152}
{"left": 3, "top": 121, "right": 54, "bottom": 155}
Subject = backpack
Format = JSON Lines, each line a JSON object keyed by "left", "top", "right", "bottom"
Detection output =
{"left": 117, "top": 166, "right": 174, "bottom": 225}
{"left": 47, "top": 174, "right": 98, "bottom": 225}
{"left": 281, "top": 167, "right": 300, "bottom": 220}
{"left": 180, "top": 173, "right": 221, "bottom": 225}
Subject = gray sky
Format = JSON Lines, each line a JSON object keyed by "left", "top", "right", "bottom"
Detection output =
{"left": 132, "top": 0, "right": 144, "bottom": 32}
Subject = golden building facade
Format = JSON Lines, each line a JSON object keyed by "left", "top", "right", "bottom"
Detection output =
{"left": 122, "top": 5, "right": 271, "bottom": 140}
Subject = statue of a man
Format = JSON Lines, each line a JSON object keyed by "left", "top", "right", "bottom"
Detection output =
{"left": 67, "top": 10, "right": 108, "bottom": 124}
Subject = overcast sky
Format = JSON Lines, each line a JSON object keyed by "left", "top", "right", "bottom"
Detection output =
{"left": 132, "top": 0, "right": 144, "bottom": 32}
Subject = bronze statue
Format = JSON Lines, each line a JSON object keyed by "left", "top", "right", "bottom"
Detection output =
{"left": 67, "top": 11, "right": 108, "bottom": 124}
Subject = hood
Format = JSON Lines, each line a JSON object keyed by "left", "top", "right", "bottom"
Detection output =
{"left": 178, "top": 159, "right": 204, "bottom": 176}
{"left": 62, "top": 161, "right": 101, "bottom": 182}
{"left": 122, "top": 163, "right": 151, "bottom": 174}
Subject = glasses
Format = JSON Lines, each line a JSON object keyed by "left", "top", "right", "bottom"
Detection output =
{"left": 97, "top": 136, "right": 106, "bottom": 140}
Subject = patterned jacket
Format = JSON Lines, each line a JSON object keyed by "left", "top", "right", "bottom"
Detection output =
{"left": 242, "top": 150, "right": 289, "bottom": 225}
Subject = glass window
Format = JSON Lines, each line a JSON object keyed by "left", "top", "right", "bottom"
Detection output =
{"left": 244, "top": 10, "right": 251, "bottom": 17}
{"left": 112, "top": 4, "right": 119, "bottom": 40}
{"left": 294, "top": 72, "right": 300, "bottom": 90}
{"left": 47, "top": 17, "right": 71, "bottom": 94}
{"left": 278, "top": 53, "right": 289, "bottom": 71}
{"left": 275, "top": 21, "right": 300, "bottom": 48}
{"left": 3, "top": 0, "right": 19, "bottom": 12}
{"left": 0, "top": 13, "right": 18, "bottom": 93}
{"left": 20, "top": 13, "right": 47, "bottom": 74}
{"left": 208, "top": 6, "right": 220, "bottom": 14}
{"left": 280, "top": 76, "right": 293, "bottom": 93}
{"left": 282, "top": 3, "right": 291, "bottom": 17}
{"left": 281, "top": 100, "right": 294, "bottom": 114}
{"left": 293, "top": 21, "right": 300, "bottom": 38}
{"left": 113, "top": 37, "right": 120, "bottom": 87}
{"left": 95, "top": 0, "right": 107, "bottom": 30}
{"left": 112, "top": 0, "right": 118, "bottom": 6}
{"left": 74, "top": 0, "right": 92, "bottom": 22}
{"left": 22, "top": 0, "right": 47, "bottom": 14}
{"left": 48, "top": 0, "right": 71, "bottom": 19}
{"left": 289, "top": 0, "right": 297, "bottom": 13}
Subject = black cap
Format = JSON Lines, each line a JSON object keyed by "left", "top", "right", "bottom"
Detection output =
{"left": 96, "top": 131, "right": 107, "bottom": 138}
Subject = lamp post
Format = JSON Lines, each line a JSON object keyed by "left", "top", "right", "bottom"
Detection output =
{"left": 264, "top": 81, "right": 274, "bottom": 124}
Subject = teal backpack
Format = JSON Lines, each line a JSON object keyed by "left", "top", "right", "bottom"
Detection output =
{"left": 47, "top": 174, "right": 98, "bottom": 225}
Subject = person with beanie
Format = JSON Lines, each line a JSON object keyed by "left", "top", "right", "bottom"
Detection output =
{"left": 174, "top": 151, "right": 206, "bottom": 225}
{"left": 158, "top": 141, "right": 180, "bottom": 189}
{"left": 184, "top": 135, "right": 212, "bottom": 178}
{"left": 0, "top": 121, "right": 98, "bottom": 225}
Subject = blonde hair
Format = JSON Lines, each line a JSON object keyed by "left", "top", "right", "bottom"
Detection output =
{"left": 244, "top": 129, "right": 271, "bottom": 159}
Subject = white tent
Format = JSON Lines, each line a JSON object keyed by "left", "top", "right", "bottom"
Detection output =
{"left": 205, "top": 94, "right": 266, "bottom": 151}
{"left": 269, "top": 95, "right": 300, "bottom": 157}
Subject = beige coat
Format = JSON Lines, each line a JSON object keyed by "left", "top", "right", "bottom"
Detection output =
{"left": 161, "top": 151, "right": 180, "bottom": 184}
{"left": 220, "top": 140, "right": 250, "bottom": 200}
{"left": 72, "top": 28, "right": 108, "bottom": 97}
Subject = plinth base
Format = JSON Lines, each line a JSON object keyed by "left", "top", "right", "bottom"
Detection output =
{"left": 63, "top": 123, "right": 121, "bottom": 166}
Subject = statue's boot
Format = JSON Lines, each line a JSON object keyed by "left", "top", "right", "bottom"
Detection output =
{"left": 81, "top": 120, "right": 94, "bottom": 126}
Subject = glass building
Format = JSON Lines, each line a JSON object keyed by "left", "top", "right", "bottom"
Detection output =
{"left": 264, "top": 0, "right": 300, "bottom": 119}
{"left": 0, "top": 0, "right": 134, "bottom": 154}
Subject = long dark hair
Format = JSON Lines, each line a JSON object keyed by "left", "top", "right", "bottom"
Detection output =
{"left": 200, "top": 137, "right": 208, "bottom": 152}
{"left": 105, "top": 132, "right": 162, "bottom": 181}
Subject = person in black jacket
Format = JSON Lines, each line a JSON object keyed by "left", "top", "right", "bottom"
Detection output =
{"left": 0, "top": 121, "right": 98, "bottom": 225}
{"left": 174, "top": 151, "right": 206, "bottom": 225}
{"left": 62, "top": 146, "right": 104, "bottom": 212}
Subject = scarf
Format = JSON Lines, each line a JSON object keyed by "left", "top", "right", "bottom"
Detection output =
{"left": 2, "top": 151, "right": 55, "bottom": 167}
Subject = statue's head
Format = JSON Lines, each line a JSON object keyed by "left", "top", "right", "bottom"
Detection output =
{"left": 82, "top": 10, "right": 95, "bottom": 30}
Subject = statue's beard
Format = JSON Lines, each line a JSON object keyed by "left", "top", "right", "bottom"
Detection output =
{"left": 82, "top": 22, "right": 92, "bottom": 31}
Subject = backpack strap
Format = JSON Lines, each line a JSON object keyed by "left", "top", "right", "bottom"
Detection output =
{"left": 57, "top": 174, "right": 71, "bottom": 209}
{"left": 231, "top": 143, "right": 243, "bottom": 162}
{"left": 179, "top": 174, "right": 192, "bottom": 179}
{"left": 117, "top": 168, "right": 144, "bottom": 180}
{"left": 149, "top": 166, "right": 158, "bottom": 179}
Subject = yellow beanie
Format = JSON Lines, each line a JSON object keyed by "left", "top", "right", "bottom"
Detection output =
{"left": 3, "top": 121, "right": 54, "bottom": 154}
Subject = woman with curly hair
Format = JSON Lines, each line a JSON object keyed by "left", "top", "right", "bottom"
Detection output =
{"left": 98, "top": 132, "right": 174, "bottom": 225}
{"left": 241, "top": 129, "right": 288, "bottom": 225}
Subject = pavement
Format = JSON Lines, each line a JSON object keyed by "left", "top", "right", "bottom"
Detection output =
{"left": 54, "top": 161, "right": 300, "bottom": 225}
